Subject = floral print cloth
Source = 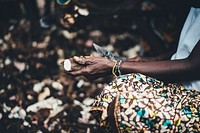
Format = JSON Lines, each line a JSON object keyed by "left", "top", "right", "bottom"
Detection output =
{"left": 90, "top": 73, "right": 200, "bottom": 133}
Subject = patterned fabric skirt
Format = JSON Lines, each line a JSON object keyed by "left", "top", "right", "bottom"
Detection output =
{"left": 90, "top": 73, "right": 200, "bottom": 133}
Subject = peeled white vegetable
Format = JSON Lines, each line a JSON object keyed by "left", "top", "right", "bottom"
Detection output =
{"left": 64, "top": 59, "right": 72, "bottom": 71}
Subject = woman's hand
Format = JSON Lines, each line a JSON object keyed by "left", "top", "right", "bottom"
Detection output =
{"left": 67, "top": 56, "right": 114, "bottom": 80}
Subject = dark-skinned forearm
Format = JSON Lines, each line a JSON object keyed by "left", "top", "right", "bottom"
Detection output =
{"left": 120, "top": 59, "right": 198, "bottom": 82}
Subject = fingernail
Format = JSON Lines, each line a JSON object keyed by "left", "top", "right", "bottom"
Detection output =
{"left": 60, "top": 60, "right": 64, "bottom": 65}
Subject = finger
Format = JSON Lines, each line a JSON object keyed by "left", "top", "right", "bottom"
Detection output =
{"left": 85, "top": 55, "right": 93, "bottom": 58}
{"left": 89, "top": 54, "right": 94, "bottom": 57}
{"left": 73, "top": 56, "right": 95, "bottom": 65}
{"left": 67, "top": 68, "right": 86, "bottom": 76}
{"left": 73, "top": 56, "right": 86, "bottom": 65}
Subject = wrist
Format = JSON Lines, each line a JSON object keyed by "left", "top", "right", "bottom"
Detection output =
{"left": 111, "top": 60, "right": 123, "bottom": 77}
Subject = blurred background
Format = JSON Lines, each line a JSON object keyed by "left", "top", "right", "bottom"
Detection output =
{"left": 0, "top": 0, "right": 187, "bottom": 132}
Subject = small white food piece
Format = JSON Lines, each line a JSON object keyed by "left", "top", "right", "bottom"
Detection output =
{"left": 64, "top": 59, "right": 72, "bottom": 71}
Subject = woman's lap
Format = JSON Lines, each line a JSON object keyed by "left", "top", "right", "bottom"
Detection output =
{"left": 90, "top": 73, "right": 200, "bottom": 132}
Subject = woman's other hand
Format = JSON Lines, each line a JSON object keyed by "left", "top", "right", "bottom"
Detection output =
{"left": 67, "top": 56, "right": 114, "bottom": 80}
